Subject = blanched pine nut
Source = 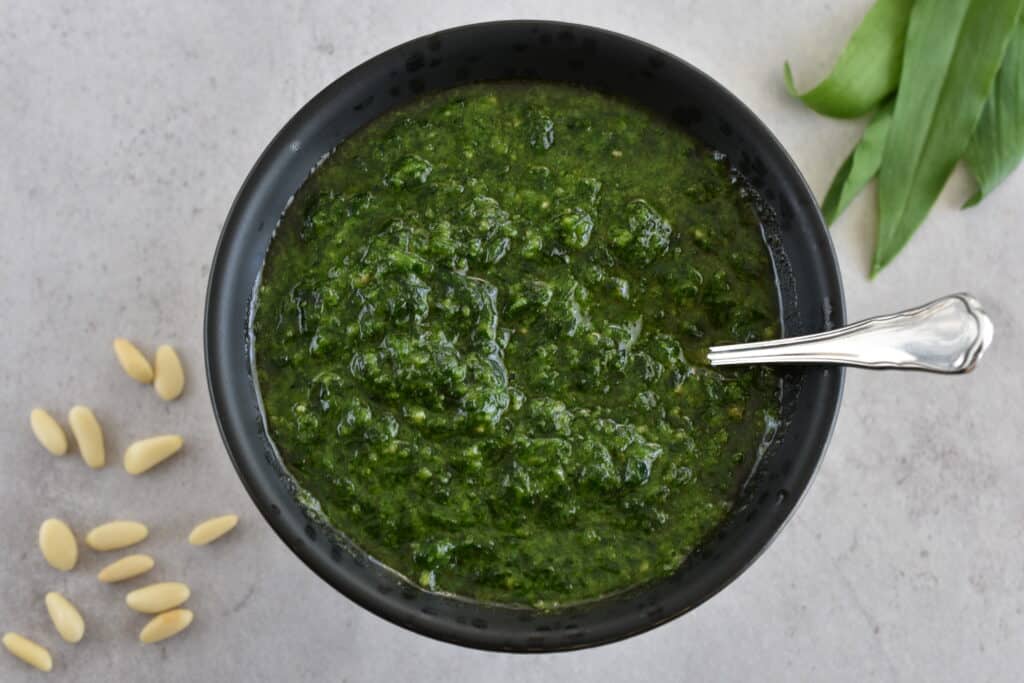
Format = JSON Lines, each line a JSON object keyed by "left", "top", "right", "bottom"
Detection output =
{"left": 85, "top": 521, "right": 148, "bottom": 551}
{"left": 68, "top": 405, "right": 105, "bottom": 469}
{"left": 97, "top": 554, "right": 155, "bottom": 583}
{"left": 188, "top": 514, "right": 239, "bottom": 546}
{"left": 2, "top": 632, "right": 53, "bottom": 672}
{"left": 45, "top": 592, "right": 85, "bottom": 644}
{"left": 153, "top": 345, "right": 185, "bottom": 401}
{"left": 30, "top": 408, "right": 68, "bottom": 455}
{"left": 38, "top": 518, "right": 78, "bottom": 571}
{"left": 126, "top": 582, "right": 190, "bottom": 613}
{"left": 139, "top": 609, "right": 193, "bottom": 644}
{"left": 123, "top": 435, "right": 183, "bottom": 475}
{"left": 113, "top": 338, "right": 154, "bottom": 384}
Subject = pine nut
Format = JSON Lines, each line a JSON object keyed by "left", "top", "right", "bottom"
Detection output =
{"left": 68, "top": 405, "right": 105, "bottom": 469}
{"left": 153, "top": 345, "right": 185, "bottom": 401}
{"left": 39, "top": 518, "right": 78, "bottom": 571}
{"left": 123, "top": 435, "right": 183, "bottom": 475}
{"left": 113, "top": 338, "right": 154, "bottom": 384}
{"left": 45, "top": 592, "right": 85, "bottom": 644}
{"left": 126, "top": 582, "right": 190, "bottom": 614}
{"left": 2, "top": 632, "right": 53, "bottom": 672}
{"left": 85, "top": 520, "right": 148, "bottom": 551}
{"left": 139, "top": 609, "right": 193, "bottom": 644}
{"left": 30, "top": 408, "right": 68, "bottom": 455}
{"left": 97, "top": 554, "right": 155, "bottom": 583}
{"left": 188, "top": 514, "right": 239, "bottom": 546}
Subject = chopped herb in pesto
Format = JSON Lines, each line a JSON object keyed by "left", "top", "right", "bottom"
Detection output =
{"left": 254, "top": 82, "right": 780, "bottom": 607}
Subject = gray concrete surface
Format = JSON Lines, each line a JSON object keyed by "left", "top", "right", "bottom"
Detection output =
{"left": 2, "top": 1, "right": 1021, "bottom": 680}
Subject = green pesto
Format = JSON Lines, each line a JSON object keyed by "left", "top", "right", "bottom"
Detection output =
{"left": 254, "top": 82, "right": 780, "bottom": 607}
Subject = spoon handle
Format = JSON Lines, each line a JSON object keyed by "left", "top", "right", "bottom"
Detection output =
{"left": 707, "top": 293, "right": 994, "bottom": 374}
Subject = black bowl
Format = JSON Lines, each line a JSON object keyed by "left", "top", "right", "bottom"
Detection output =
{"left": 205, "top": 20, "right": 845, "bottom": 652}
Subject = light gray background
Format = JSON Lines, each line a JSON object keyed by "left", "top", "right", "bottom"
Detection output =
{"left": 2, "top": 1, "right": 1021, "bottom": 681}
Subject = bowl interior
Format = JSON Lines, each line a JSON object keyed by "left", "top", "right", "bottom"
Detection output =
{"left": 205, "top": 20, "right": 845, "bottom": 652}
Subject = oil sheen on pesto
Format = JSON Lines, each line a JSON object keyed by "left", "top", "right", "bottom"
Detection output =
{"left": 254, "top": 82, "right": 780, "bottom": 607}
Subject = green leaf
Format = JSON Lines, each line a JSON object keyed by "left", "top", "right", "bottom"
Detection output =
{"left": 874, "top": 0, "right": 1024, "bottom": 276}
{"left": 821, "top": 100, "right": 894, "bottom": 225}
{"left": 963, "top": 20, "right": 1024, "bottom": 208}
{"left": 784, "top": 0, "right": 913, "bottom": 118}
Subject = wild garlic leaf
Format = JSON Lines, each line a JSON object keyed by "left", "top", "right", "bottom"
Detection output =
{"left": 821, "top": 100, "right": 894, "bottom": 225}
{"left": 874, "top": 0, "right": 1024, "bottom": 275}
{"left": 784, "top": 0, "right": 913, "bottom": 119}
{"left": 963, "top": 20, "right": 1024, "bottom": 208}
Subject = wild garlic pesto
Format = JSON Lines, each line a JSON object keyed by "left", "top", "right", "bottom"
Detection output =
{"left": 254, "top": 82, "right": 780, "bottom": 606}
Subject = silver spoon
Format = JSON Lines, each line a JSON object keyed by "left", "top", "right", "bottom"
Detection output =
{"left": 707, "top": 293, "right": 994, "bottom": 374}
